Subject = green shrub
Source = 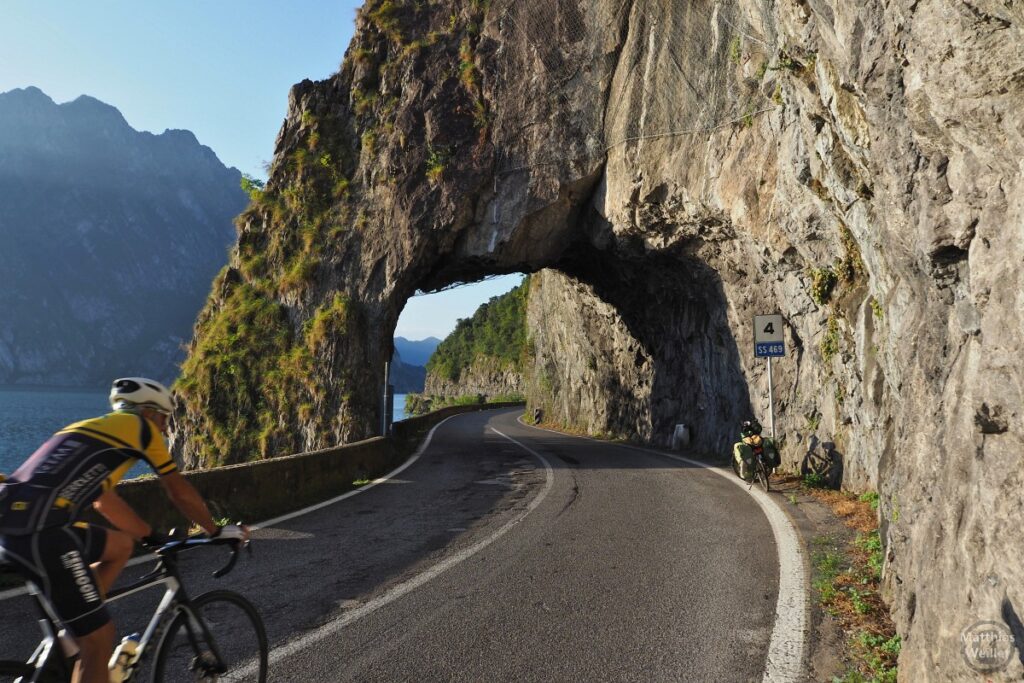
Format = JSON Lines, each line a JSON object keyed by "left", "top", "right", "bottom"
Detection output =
{"left": 240, "top": 174, "right": 265, "bottom": 203}
{"left": 279, "top": 256, "right": 319, "bottom": 294}
{"left": 305, "top": 294, "right": 350, "bottom": 353}
{"left": 352, "top": 87, "right": 379, "bottom": 115}
{"left": 361, "top": 130, "right": 378, "bottom": 156}
{"left": 856, "top": 530, "right": 884, "bottom": 579}
{"left": 869, "top": 297, "right": 884, "bottom": 320}
{"left": 847, "top": 587, "right": 872, "bottom": 615}
{"left": 332, "top": 176, "right": 352, "bottom": 199}
{"left": 459, "top": 38, "right": 477, "bottom": 89}
{"left": 489, "top": 393, "right": 525, "bottom": 403}
{"left": 813, "top": 549, "right": 844, "bottom": 603}
{"left": 803, "top": 472, "right": 828, "bottom": 489}
{"left": 425, "top": 145, "right": 450, "bottom": 183}
{"left": 820, "top": 316, "right": 840, "bottom": 362}
{"left": 729, "top": 36, "right": 742, "bottom": 64}
{"left": 366, "top": 0, "right": 402, "bottom": 42}
{"left": 858, "top": 491, "right": 880, "bottom": 511}
{"left": 838, "top": 224, "right": 866, "bottom": 283}
{"left": 809, "top": 266, "right": 838, "bottom": 305}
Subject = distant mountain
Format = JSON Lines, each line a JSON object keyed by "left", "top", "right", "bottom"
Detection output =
{"left": 394, "top": 336, "right": 441, "bottom": 367}
{"left": 0, "top": 87, "right": 248, "bottom": 386}
{"left": 389, "top": 350, "right": 426, "bottom": 393}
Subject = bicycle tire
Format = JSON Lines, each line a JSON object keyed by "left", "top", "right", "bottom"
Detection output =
{"left": 0, "top": 661, "right": 34, "bottom": 682}
{"left": 756, "top": 460, "right": 771, "bottom": 493}
{"left": 151, "top": 590, "right": 267, "bottom": 683}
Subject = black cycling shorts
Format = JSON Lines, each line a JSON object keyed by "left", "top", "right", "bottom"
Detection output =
{"left": 0, "top": 524, "right": 110, "bottom": 637}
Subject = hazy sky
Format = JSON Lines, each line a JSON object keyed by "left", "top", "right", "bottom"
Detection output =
{"left": 0, "top": 1, "right": 522, "bottom": 341}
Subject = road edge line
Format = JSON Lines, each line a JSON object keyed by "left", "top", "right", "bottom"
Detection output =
{"left": 516, "top": 417, "right": 808, "bottom": 683}
{"left": 256, "top": 424, "right": 554, "bottom": 670}
{"left": 0, "top": 415, "right": 461, "bottom": 603}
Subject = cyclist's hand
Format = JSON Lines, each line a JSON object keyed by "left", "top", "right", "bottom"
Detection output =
{"left": 212, "top": 523, "right": 249, "bottom": 543}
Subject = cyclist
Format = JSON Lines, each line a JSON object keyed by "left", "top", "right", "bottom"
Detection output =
{"left": 0, "top": 377, "right": 247, "bottom": 683}
{"left": 732, "top": 419, "right": 778, "bottom": 481}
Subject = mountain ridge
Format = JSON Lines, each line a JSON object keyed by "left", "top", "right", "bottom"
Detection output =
{"left": 0, "top": 87, "right": 248, "bottom": 386}
{"left": 393, "top": 336, "right": 441, "bottom": 367}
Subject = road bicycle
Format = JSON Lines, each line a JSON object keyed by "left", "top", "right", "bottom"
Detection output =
{"left": 733, "top": 442, "right": 773, "bottom": 493}
{"left": 749, "top": 442, "right": 772, "bottom": 493}
{"left": 0, "top": 535, "right": 267, "bottom": 682}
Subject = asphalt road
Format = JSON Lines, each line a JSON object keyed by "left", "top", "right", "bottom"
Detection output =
{"left": 0, "top": 408, "right": 780, "bottom": 681}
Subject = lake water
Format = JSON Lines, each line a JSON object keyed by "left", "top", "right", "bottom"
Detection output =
{"left": 1, "top": 387, "right": 413, "bottom": 477}
{"left": 1, "top": 386, "right": 146, "bottom": 479}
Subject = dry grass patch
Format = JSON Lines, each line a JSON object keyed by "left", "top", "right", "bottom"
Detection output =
{"left": 806, "top": 489, "right": 899, "bottom": 682}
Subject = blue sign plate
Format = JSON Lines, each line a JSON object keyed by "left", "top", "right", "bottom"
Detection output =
{"left": 755, "top": 342, "right": 785, "bottom": 358}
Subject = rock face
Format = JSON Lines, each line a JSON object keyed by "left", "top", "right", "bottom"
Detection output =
{"left": 525, "top": 269, "right": 656, "bottom": 439}
{"left": 0, "top": 87, "right": 245, "bottom": 386}
{"left": 424, "top": 355, "right": 524, "bottom": 398}
{"left": 175, "top": 1, "right": 1024, "bottom": 677}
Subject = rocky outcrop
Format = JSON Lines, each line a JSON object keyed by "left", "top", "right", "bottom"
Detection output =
{"left": 424, "top": 355, "right": 523, "bottom": 398}
{"left": 0, "top": 87, "right": 245, "bottom": 386}
{"left": 175, "top": 1, "right": 1024, "bottom": 677}
{"left": 525, "top": 270, "right": 654, "bottom": 439}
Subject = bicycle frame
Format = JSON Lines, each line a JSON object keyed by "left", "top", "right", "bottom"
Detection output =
{"left": 15, "top": 544, "right": 230, "bottom": 682}
{"left": 745, "top": 447, "right": 769, "bottom": 491}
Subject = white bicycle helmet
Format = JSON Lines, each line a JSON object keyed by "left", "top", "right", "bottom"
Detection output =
{"left": 109, "top": 377, "right": 174, "bottom": 414}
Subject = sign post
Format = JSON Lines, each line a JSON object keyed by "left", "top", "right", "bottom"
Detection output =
{"left": 753, "top": 314, "right": 785, "bottom": 438}
{"left": 382, "top": 361, "right": 391, "bottom": 436}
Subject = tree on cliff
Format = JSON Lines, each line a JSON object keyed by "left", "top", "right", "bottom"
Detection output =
{"left": 426, "top": 277, "right": 530, "bottom": 382}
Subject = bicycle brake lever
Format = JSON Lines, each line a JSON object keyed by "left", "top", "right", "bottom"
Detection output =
{"left": 212, "top": 544, "right": 240, "bottom": 579}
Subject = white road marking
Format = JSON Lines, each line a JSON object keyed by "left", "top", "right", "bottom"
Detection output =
{"left": 518, "top": 417, "right": 809, "bottom": 683}
{"left": 0, "top": 415, "right": 461, "bottom": 603}
{"left": 250, "top": 424, "right": 554, "bottom": 671}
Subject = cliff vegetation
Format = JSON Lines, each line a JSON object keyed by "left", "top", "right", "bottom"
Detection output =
{"left": 426, "top": 277, "right": 530, "bottom": 383}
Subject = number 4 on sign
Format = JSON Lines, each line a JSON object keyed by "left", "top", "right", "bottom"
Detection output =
{"left": 764, "top": 322, "right": 774, "bottom": 335}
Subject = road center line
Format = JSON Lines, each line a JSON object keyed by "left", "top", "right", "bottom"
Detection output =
{"left": 517, "top": 417, "right": 809, "bottom": 683}
{"left": 254, "top": 423, "right": 554, "bottom": 670}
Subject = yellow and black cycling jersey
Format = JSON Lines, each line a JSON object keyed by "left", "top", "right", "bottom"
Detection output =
{"left": 0, "top": 412, "right": 177, "bottom": 535}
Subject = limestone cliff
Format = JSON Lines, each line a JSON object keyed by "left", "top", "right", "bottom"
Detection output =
{"left": 175, "top": 1, "right": 1024, "bottom": 678}
{"left": 526, "top": 269, "right": 654, "bottom": 439}
{"left": 424, "top": 354, "right": 524, "bottom": 398}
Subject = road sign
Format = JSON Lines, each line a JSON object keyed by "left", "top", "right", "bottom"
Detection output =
{"left": 754, "top": 314, "right": 785, "bottom": 438}
{"left": 754, "top": 314, "right": 785, "bottom": 358}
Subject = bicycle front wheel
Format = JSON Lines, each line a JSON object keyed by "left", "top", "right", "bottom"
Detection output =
{"left": 152, "top": 590, "right": 268, "bottom": 683}
{"left": 0, "top": 660, "right": 35, "bottom": 682}
{"left": 756, "top": 461, "right": 771, "bottom": 493}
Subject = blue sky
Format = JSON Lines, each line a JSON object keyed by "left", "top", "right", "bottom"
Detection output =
{"left": 0, "top": 1, "right": 523, "bottom": 341}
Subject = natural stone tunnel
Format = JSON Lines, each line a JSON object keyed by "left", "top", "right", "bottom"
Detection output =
{"left": 173, "top": 1, "right": 1024, "bottom": 678}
